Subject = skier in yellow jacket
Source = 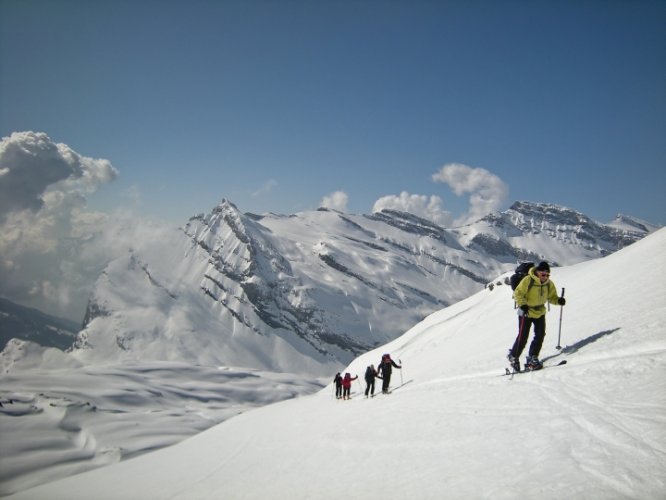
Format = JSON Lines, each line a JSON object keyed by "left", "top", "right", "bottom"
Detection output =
{"left": 508, "top": 261, "right": 565, "bottom": 371}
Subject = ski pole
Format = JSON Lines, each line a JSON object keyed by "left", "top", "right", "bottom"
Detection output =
{"left": 556, "top": 288, "right": 565, "bottom": 350}
{"left": 399, "top": 359, "right": 404, "bottom": 386}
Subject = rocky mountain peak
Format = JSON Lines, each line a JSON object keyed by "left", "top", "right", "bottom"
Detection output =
{"left": 70, "top": 200, "right": 655, "bottom": 375}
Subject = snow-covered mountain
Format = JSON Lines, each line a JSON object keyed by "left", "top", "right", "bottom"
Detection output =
{"left": 71, "top": 200, "right": 654, "bottom": 375}
{"left": 457, "top": 201, "right": 650, "bottom": 264}
{"left": 0, "top": 298, "right": 78, "bottom": 351}
{"left": 8, "top": 226, "right": 665, "bottom": 500}
{"left": 606, "top": 212, "right": 661, "bottom": 234}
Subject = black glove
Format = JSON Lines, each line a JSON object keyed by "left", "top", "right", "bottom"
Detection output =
{"left": 558, "top": 297, "right": 566, "bottom": 306}
{"left": 520, "top": 305, "right": 529, "bottom": 314}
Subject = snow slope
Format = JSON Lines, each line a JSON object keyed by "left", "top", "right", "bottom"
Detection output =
{"left": 8, "top": 228, "right": 665, "bottom": 499}
{"left": 0, "top": 359, "right": 322, "bottom": 496}
{"left": 72, "top": 200, "right": 651, "bottom": 376}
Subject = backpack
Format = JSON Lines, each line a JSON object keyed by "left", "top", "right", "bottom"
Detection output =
{"left": 509, "top": 262, "right": 534, "bottom": 291}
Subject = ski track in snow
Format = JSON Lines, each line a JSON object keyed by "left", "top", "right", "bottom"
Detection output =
{"left": 2, "top": 228, "right": 666, "bottom": 499}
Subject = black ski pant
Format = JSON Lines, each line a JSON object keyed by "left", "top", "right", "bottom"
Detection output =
{"left": 365, "top": 379, "right": 375, "bottom": 396}
{"left": 335, "top": 384, "right": 342, "bottom": 398}
{"left": 343, "top": 386, "right": 351, "bottom": 399}
{"left": 381, "top": 374, "right": 391, "bottom": 393}
{"left": 510, "top": 314, "right": 546, "bottom": 358}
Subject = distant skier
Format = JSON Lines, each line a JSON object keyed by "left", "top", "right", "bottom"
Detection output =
{"left": 342, "top": 372, "right": 358, "bottom": 400}
{"left": 507, "top": 261, "right": 566, "bottom": 371}
{"left": 378, "top": 354, "right": 401, "bottom": 393}
{"left": 364, "top": 364, "right": 381, "bottom": 397}
{"left": 334, "top": 372, "right": 343, "bottom": 399}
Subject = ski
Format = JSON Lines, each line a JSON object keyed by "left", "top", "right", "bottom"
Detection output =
{"left": 370, "top": 390, "right": 392, "bottom": 397}
{"left": 503, "top": 359, "right": 567, "bottom": 377}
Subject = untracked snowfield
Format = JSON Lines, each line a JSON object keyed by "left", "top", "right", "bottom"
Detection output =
{"left": 0, "top": 362, "right": 322, "bottom": 496}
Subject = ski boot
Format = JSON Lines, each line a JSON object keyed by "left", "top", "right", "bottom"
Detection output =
{"left": 507, "top": 352, "right": 521, "bottom": 373}
{"left": 525, "top": 355, "right": 543, "bottom": 371}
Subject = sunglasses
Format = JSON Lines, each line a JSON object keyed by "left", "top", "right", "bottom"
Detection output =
{"left": 538, "top": 271, "right": 550, "bottom": 277}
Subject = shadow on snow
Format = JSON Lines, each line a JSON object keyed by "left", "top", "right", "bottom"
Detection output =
{"left": 543, "top": 328, "right": 621, "bottom": 363}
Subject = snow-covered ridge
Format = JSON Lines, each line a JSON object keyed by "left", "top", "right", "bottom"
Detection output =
{"left": 8, "top": 227, "right": 665, "bottom": 500}
{"left": 469, "top": 201, "right": 647, "bottom": 255}
{"left": 71, "top": 199, "right": 655, "bottom": 375}
{"left": 607, "top": 213, "right": 661, "bottom": 233}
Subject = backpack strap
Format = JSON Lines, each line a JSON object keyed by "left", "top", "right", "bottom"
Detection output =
{"left": 514, "top": 275, "right": 535, "bottom": 309}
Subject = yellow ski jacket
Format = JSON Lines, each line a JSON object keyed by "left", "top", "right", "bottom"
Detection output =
{"left": 513, "top": 267, "right": 560, "bottom": 318}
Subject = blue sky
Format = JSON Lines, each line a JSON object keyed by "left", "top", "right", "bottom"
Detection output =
{"left": 1, "top": 0, "right": 665, "bottom": 226}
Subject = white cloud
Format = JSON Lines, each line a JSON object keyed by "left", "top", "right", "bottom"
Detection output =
{"left": 432, "top": 163, "right": 509, "bottom": 224}
{"left": 371, "top": 163, "right": 509, "bottom": 227}
{"left": 372, "top": 192, "right": 454, "bottom": 227}
{"left": 0, "top": 131, "right": 118, "bottom": 222}
{"left": 120, "top": 185, "right": 142, "bottom": 207}
{"left": 0, "top": 131, "right": 167, "bottom": 321}
{"left": 320, "top": 191, "right": 349, "bottom": 212}
{"left": 0, "top": 199, "right": 172, "bottom": 321}
{"left": 251, "top": 179, "right": 278, "bottom": 197}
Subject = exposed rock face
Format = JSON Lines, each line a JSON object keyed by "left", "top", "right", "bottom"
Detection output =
{"left": 74, "top": 199, "right": 654, "bottom": 375}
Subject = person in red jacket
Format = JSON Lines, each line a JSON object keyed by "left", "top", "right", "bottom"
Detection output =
{"left": 341, "top": 372, "right": 358, "bottom": 400}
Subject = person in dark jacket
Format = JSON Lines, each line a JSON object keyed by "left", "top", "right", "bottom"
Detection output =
{"left": 333, "top": 372, "right": 343, "bottom": 399}
{"left": 364, "top": 364, "right": 381, "bottom": 397}
{"left": 378, "top": 354, "right": 401, "bottom": 393}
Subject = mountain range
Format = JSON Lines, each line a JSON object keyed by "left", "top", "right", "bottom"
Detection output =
{"left": 66, "top": 199, "right": 655, "bottom": 375}
{"left": 0, "top": 201, "right": 660, "bottom": 496}
{"left": 0, "top": 297, "right": 78, "bottom": 351}
{"left": 7, "top": 219, "right": 665, "bottom": 500}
